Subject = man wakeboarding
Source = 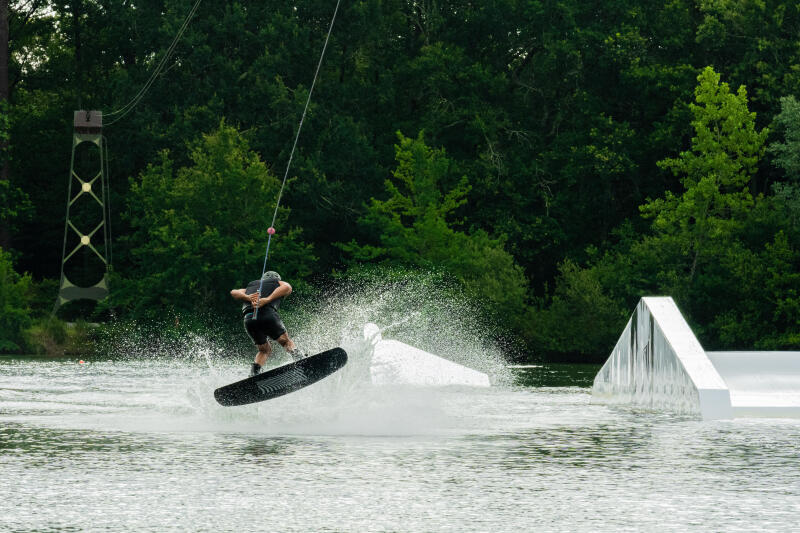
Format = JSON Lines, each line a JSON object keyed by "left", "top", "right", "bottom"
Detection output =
{"left": 230, "top": 271, "right": 304, "bottom": 376}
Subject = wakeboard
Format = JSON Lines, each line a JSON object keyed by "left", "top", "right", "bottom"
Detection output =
{"left": 214, "top": 347, "right": 348, "bottom": 406}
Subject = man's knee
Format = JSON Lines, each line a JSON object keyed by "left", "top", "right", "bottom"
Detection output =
{"left": 257, "top": 342, "right": 271, "bottom": 354}
{"left": 275, "top": 333, "right": 290, "bottom": 346}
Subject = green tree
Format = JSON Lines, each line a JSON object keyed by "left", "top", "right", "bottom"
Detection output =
{"left": 768, "top": 96, "right": 800, "bottom": 181}
{"left": 768, "top": 96, "right": 800, "bottom": 232}
{"left": 116, "top": 122, "right": 315, "bottom": 320}
{"left": 0, "top": 100, "right": 31, "bottom": 247}
{"left": 4, "top": 0, "right": 800, "bottom": 357}
{"left": 0, "top": 246, "right": 31, "bottom": 352}
{"left": 617, "top": 68, "right": 797, "bottom": 348}
{"left": 529, "top": 66, "right": 799, "bottom": 357}
{"left": 339, "top": 131, "right": 528, "bottom": 322}
{"left": 694, "top": 0, "right": 800, "bottom": 112}
{"left": 526, "top": 259, "right": 627, "bottom": 361}
{"left": 643, "top": 66, "right": 768, "bottom": 282}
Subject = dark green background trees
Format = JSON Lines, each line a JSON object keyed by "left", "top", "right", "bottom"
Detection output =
{"left": 1, "top": 1, "right": 799, "bottom": 359}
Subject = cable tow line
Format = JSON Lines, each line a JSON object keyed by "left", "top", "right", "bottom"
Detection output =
{"left": 105, "top": 0, "right": 203, "bottom": 126}
{"left": 255, "top": 0, "right": 342, "bottom": 318}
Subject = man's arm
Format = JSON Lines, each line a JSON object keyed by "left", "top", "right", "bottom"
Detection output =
{"left": 230, "top": 282, "right": 292, "bottom": 308}
{"left": 230, "top": 289, "right": 250, "bottom": 302}
{"left": 231, "top": 288, "right": 262, "bottom": 308}
{"left": 260, "top": 281, "right": 292, "bottom": 307}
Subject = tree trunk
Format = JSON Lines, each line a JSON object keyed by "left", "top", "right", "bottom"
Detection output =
{"left": 0, "top": 0, "right": 7, "bottom": 103}
{"left": 0, "top": 0, "right": 10, "bottom": 249}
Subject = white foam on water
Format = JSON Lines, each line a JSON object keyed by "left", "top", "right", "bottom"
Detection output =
{"left": 179, "top": 336, "right": 471, "bottom": 436}
{"left": 287, "top": 270, "right": 513, "bottom": 384}
{"left": 35, "top": 271, "right": 513, "bottom": 436}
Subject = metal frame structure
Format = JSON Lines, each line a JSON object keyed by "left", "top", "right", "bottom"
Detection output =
{"left": 54, "top": 110, "right": 110, "bottom": 312}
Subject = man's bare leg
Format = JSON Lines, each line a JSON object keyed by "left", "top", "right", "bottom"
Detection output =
{"left": 254, "top": 341, "right": 271, "bottom": 366}
{"left": 251, "top": 342, "right": 272, "bottom": 375}
{"left": 275, "top": 332, "right": 295, "bottom": 351}
{"left": 276, "top": 333, "right": 304, "bottom": 361}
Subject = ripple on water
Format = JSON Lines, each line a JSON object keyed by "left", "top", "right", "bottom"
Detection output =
{"left": 1, "top": 358, "right": 800, "bottom": 532}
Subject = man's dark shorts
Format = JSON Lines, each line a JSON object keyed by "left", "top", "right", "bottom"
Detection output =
{"left": 243, "top": 308, "right": 287, "bottom": 345}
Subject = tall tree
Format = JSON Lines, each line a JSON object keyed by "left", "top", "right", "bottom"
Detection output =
{"left": 339, "top": 131, "right": 528, "bottom": 323}
{"left": 769, "top": 96, "right": 800, "bottom": 183}
{"left": 0, "top": 0, "right": 7, "bottom": 126}
{"left": 642, "top": 66, "right": 769, "bottom": 283}
{"left": 0, "top": 0, "right": 9, "bottom": 249}
{"left": 1, "top": 0, "right": 52, "bottom": 261}
{"left": 116, "top": 122, "right": 315, "bottom": 319}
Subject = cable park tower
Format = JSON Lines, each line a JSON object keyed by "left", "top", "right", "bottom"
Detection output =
{"left": 54, "top": 110, "right": 111, "bottom": 313}
{"left": 53, "top": 0, "right": 338, "bottom": 315}
{"left": 52, "top": 0, "right": 203, "bottom": 315}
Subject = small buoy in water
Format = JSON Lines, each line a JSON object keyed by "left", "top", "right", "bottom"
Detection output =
{"left": 267, "top": 227, "right": 276, "bottom": 235}
{"left": 78, "top": 360, "right": 85, "bottom": 364}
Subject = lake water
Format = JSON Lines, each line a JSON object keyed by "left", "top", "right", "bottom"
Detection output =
{"left": 2, "top": 355, "right": 799, "bottom": 532}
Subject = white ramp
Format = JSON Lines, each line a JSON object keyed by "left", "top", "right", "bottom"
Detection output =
{"left": 706, "top": 351, "right": 800, "bottom": 417}
{"left": 592, "top": 297, "right": 732, "bottom": 419}
{"left": 364, "top": 323, "right": 490, "bottom": 387}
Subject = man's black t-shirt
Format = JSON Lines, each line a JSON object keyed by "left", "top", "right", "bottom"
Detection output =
{"left": 241, "top": 279, "right": 282, "bottom": 315}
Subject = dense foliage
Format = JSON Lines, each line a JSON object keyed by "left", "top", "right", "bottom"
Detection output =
{"left": 0, "top": 246, "right": 31, "bottom": 351}
{"left": 338, "top": 131, "right": 528, "bottom": 325}
{"left": 112, "top": 121, "right": 315, "bottom": 319}
{"left": 532, "top": 67, "right": 800, "bottom": 359}
{"left": 1, "top": 1, "right": 799, "bottom": 359}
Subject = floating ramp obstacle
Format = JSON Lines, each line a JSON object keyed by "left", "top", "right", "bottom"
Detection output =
{"left": 363, "top": 323, "right": 490, "bottom": 387}
{"left": 592, "top": 297, "right": 800, "bottom": 419}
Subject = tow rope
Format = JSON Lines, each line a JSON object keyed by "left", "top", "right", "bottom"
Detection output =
{"left": 255, "top": 0, "right": 342, "bottom": 315}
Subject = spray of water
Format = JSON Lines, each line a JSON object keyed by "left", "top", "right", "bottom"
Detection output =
{"left": 90, "top": 268, "right": 515, "bottom": 435}
{"left": 288, "top": 268, "right": 513, "bottom": 383}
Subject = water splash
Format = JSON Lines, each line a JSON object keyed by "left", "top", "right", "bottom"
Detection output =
{"left": 287, "top": 268, "right": 513, "bottom": 385}
{"left": 88, "top": 269, "right": 514, "bottom": 434}
{"left": 98, "top": 269, "right": 511, "bottom": 380}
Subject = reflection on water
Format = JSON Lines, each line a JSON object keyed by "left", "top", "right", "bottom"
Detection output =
{"left": 510, "top": 363, "right": 600, "bottom": 388}
{"left": 1, "top": 358, "right": 799, "bottom": 532}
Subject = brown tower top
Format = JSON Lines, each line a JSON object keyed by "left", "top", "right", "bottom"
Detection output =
{"left": 73, "top": 110, "right": 102, "bottom": 133}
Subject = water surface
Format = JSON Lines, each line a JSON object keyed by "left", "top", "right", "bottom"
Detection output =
{"left": 1, "top": 356, "right": 798, "bottom": 532}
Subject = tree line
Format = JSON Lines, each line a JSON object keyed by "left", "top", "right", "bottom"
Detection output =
{"left": 1, "top": 1, "right": 799, "bottom": 360}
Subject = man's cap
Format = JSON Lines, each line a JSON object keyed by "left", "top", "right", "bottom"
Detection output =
{"left": 261, "top": 271, "right": 281, "bottom": 282}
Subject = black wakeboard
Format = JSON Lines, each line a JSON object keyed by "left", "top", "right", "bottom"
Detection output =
{"left": 214, "top": 347, "right": 348, "bottom": 406}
